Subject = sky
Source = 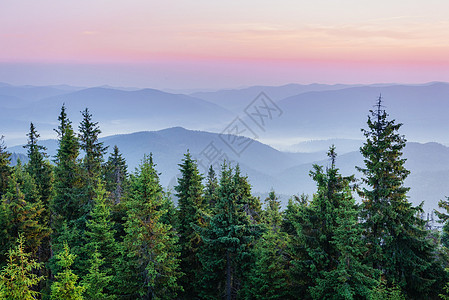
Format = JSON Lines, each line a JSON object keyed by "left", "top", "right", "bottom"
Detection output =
{"left": 1, "top": 0, "right": 449, "bottom": 89}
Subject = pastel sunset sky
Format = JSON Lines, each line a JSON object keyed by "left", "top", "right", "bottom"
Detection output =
{"left": 1, "top": 0, "right": 448, "bottom": 89}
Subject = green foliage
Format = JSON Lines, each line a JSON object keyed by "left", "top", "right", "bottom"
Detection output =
{"left": 0, "top": 136, "right": 11, "bottom": 199}
{"left": 197, "top": 163, "right": 261, "bottom": 300}
{"left": 120, "top": 154, "right": 181, "bottom": 299}
{"left": 104, "top": 145, "right": 127, "bottom": 205}
{"left": 82, "top": 249, "right": 114, "bottom": 300}
{"left": 370, "top": 280, "right": 405, "bottom": 300}
{"left": 357, "top": 97, "right": 445, "bottom": 298}
{"left": 51, "top": 243, "right": 86, "bottom": 300}
{"left": 79, "top": 108, "right": 108, "bottom": 210}
{"left": 204, "top": 165, "right": 218, "bottom": 209}
{"left": 0, "top": 164, "right": 49, "bottom": 265}
{"left": 0, "top": 235, "right": 43, "bottom": 300}
{"left": 52, "top": 105, "right": 84, "bottom": 228}
{"left": 174, "top": 151, "right": 205, "bottom": 298}
{"left": 245, "top": 191, "right": 292, "bottom": 300}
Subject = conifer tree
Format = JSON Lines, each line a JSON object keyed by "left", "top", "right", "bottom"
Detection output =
{"left": 79, "top": 108, "right": 108, "bottom": 209}
{"left": 357, "top": 96, "right": 445, "bottom": 298}
{"left": 0, "top": 136, "right": 11, "bottom": 199}
{"left": 23, "top": 122, "right": 54, "bottom": 281}
{"left": 82, "top": 249, "right": 114, "bottom": 300}
{"left": 83, "top": 180, "right": 118, "bottom": 298}
{"left": 120, "top": 154, "right": 181, "bottom": 299}
{"left": 244, "top": 190, "right": 292, "bottom": 299}
{"left": 0, "top": 164, "right": 49, "bottom": 265}
{"left": 104, "top": 145, "right": 127, "bottom": 205}
{"left": 174, "top": 151, "right": 205, "bottom": 298}
{"left": 52, "top": 105, "right": 83, "bottom": 228}
{"left": 197, "top": 163, "right": 260, "bottom": 300}
{"left": 0, "top": 235, "right": 43, "bottom": 300}
{"left": 50, "top": 243, "right": 85, "bottom": 300}
{"left": 289, "top": 147, "right": 377, "bottom": 299}
{"left": 204, "top": 165, "right": 218, "bottom": 208}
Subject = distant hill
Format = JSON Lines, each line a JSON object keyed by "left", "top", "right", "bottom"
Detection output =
{"left": 9, "top": 127, "right": 449, "bottom": 213}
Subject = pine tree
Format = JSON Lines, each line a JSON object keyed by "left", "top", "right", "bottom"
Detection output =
{"left": 286, "top": 147, "right": 377, "bottom": 299}
{"left": 52, "top": 105, "right": 84, "bottom": 228}
{"left": 82, "top": 249, "right": 114, "bottom": 300}
{"left": 0, "top": 235, "right": 43, "bottom": 300}
{"left": 204, "top": 165, "right": 218, "bottom": 209}
{"left": 83, "top": 180, "right": 118, "bottom": 298}
{"left": 0, "top": 164, "right": 49, "bottom": 265}
{"left": 120, "top": 154, "right": 181, "bottom": 299}
{"left": 23, "top": 122, "right": 54, "bottom": 286}
{"left": 79, "top": 108, "right": 108, "bottom": 210}
{"left": 174, "top": 151, "right": 205, "bottom": 298}
{"left": 357, "top": 96, "right": 445, "bottom": 298}
{"left": 245, "top": 191, "right": 292, "bottom": 299}
{"left": 0, "top": 136, "right": 11, "bottom": 199}
{"left": 197, "top": 163, "right": 260, "bottom": 300}
{"left": 104, "top": 145, "right": 127, "bottom": 205}
{"left": 50, "top": 243, "right": 86, "bottom": 300}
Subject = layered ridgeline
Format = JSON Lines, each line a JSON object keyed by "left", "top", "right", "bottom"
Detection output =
{"left": 8, "top": 127, "right": 449, "bottom": 213}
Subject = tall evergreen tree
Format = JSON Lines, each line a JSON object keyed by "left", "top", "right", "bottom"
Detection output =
{"left": 52, "top": 105, "right": 83, "bottom": 228}
{"left": 0, "top": 164, "right": 49, "bottom": 265}
{"left": 197, "top": 163, "right": 260, "bottom": 300}
{"left": 0, "top": 136, "right": 11, "bottom": 199}
{"left": 174, "top": 151, "right": 205, "bottom": 298}
{"left": 104, "top": 145, "right": 127, "bottom": 205}
{"left": 289, "top": 147, "right": 377, "bottom": 299}
{"left": 23, "top": 122, "right": 54, "bottom": 284}
{"left": 83, "top": 180, "right": 118, "bottom": 298}
{"left": 119, "top": 154, "right": 181, "bottom": 299}
{"left": 0, "top": 235, "right": 43, "bottom": 300}
{"left": 204, "top": 165, "right": 218, "bottom": 209}
{"left": 244, "top": 190, "right": 292, "bottom": 300}
{"left": 357, "top": 96, "right": 445, "bottom": 298}
{"left": 50, "top": 243, "right": 86, "bottom": 300}
{"left": 79, "top": 108, "right": 108, "bottom": 211}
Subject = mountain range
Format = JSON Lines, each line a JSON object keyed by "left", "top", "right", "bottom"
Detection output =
{"left": 8, "top": 127, "right": 449, "bottom": 213}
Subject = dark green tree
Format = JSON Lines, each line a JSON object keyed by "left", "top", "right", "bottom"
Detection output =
{"left": 244, "top": 190, "right": 292, "bottom": 299}
{"left": 0, "top": 136, "right": 11, "bottom": 199}
{"left": 79, "top": 108, "right": 108, "bottom": 211}
{"left": 119, "top": 154, "right": 181, "bottom": 299}
{"left": 174, "top": 151, "right": 205, "bottom": 298}
{"left": 52, "top": 104, "right": 84, "bottom": 228}
{"left": 197, "top": 163, "right": 260, "bottom": 300}
{"left": 0, "top": 164, "right": 49, "bottom": 265}
{"left": 357, "top": 96, "right": 446, "bottom": 298}
{"left": 204, "top": 165, "right": 218, "bottom": 209}
{"left": 23, "top": 122, "right": 54, "bottom": 285}
{"left": 104, "top": 145, "right": 127, "bottom": 205}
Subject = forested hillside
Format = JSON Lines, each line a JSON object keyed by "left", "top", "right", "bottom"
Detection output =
{"left": 1, "top": 98, "right": 449, "bottom": 299}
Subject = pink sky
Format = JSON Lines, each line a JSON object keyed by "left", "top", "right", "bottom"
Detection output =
{"left": 1, "top": 0, "right": 449, "bottom": 89}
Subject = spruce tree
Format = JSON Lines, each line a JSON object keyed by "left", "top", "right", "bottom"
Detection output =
{"left": 357, "top": 96, "right": 445, "bottom": 298}
{"left": 204, "top": 165, "right": 218, "bottom": 209}
{"left": 0, "top": 136, "right": 11, "bottom": 199}
{"left": 82, "top": 249, "right": 114, "bottom": 300}
{"left": 0, "top": 235, "right": 43, "bottom": 300}
{"left": 197, "top": 163, "right": 260, "bottom": 300}
{"left": 84, "top": 180, "right": 118, "bottom": 298}
{"left": 0, "top": 164, "right": 49, "bottom": 265}
{"left": 50, "top": 243, "right": 86, "bottom": 300}
{"left": 23, "top": 122, "right": 54, "bottom": 284}
{"left": 52, "top": 105, "right": 83, "bottom": 228}
{"left": 174, "top": 151, "right": 205, "bottom": 298}
{"left": 244, "top": 191, "right": 292, "bottom": 300}
{"left": 120, "top": 154, "right": 181, "bottom": 299}
{"left": 79, "top": 108, "right": 108, "bottom": 210}
{"left": 104, "top": 145, "right": 127, "bottom": 205}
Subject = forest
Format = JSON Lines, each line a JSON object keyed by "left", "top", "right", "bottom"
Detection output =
{"left": 1, "top": 98, "right": 449, "bottom": 300}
